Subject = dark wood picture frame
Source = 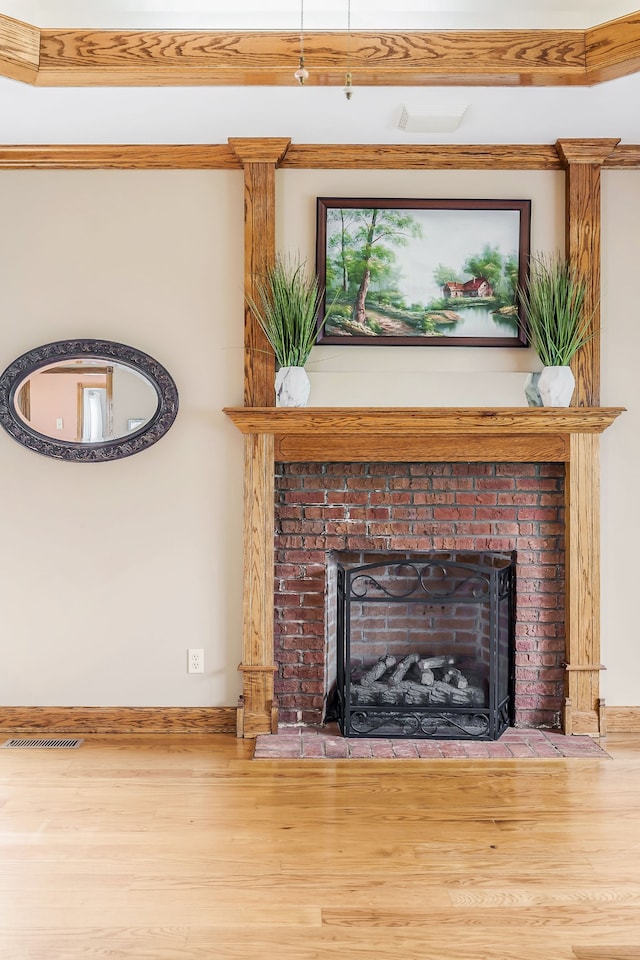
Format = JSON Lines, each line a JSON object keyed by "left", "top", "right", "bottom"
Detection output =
{"left": 316, "top": 197, "right": 531, "bottom": 347}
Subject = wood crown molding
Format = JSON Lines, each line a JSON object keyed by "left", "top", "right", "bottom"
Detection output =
{"left": 1, "top": 12, "right": 640, "bottom": 88}
{"left": 3, "top": 142, "right": 640, "bottom": 171}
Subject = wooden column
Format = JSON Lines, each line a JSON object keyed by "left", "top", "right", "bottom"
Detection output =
{"left": 228, "top": 137, "right": 290, "bottom": 407}
{"left": 228, "top": 138, "right": 290, "bottom": 736}
{"left": 563, "top": 432, "right": 604, "bottom": 734}
{"left": 556, "top": 138, "right": 618, "bottom": 407}
{"left": 556, "top": 139, "right": 617, "bottom": 734}
{"left": 236, "top": 431, "right": 277, "bottom": 738}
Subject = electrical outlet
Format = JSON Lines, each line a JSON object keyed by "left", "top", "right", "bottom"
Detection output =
{"left": 188, "top": 648, "right": 204, "bottom": 674}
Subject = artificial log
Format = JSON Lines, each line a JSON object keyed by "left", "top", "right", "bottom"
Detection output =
{"left": 389, "top": 653, "right": 420, "bottom": 684}
{"left": 351, "top": 655, "right": 486, "bottom": 707}
{"left": 443, "top": 667, "right": 469, "bottom": 689}
{"left": 428, "top": 680, "right": 484, "bottom": 706}
{"left": 361, "top": 655, "right": 396, "bottom": 686}
{"left": 418, "top": 656, "right": 455, "bottom": 672}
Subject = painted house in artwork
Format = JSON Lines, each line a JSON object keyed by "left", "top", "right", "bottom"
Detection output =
{"left": 443, "top": 276, "right": 494, "bottom": 298}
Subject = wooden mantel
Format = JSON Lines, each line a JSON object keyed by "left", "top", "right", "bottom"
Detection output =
{"left": 224, "top": 406, "right": 622, "bottom": 463}
{"left": 225, "top": 405, "right": 624, "bottom": 738}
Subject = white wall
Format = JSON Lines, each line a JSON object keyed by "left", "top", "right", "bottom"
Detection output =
{"left": 278, "top": 169, "right": 563, "bottom": 405}
{"left": 601, "top": 171, "right": 640, "bottom": 706}
{"left": 0, "top": 162, "right": 637, "bottom": 708}
{"left": 0, "top": 170, "right": 245, "bottom": 706}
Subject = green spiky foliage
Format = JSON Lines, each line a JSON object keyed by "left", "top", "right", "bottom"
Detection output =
{"left": 246, "top": 256, "right": 326, "bottom": 367}
{"left": 518, "top": 253, "right": 595, "bottom": 367}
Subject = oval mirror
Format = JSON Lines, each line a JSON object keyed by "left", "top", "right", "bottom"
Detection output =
{"left": 0, "top": 339, "right": 178, "bottom": 461}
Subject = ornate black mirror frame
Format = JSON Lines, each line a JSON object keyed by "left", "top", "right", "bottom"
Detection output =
{"left": 0, "top": 339, "right": 179, "bottom": 462}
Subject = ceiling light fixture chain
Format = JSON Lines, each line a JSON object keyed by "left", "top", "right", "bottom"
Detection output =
{"left": 344, "top": 0, "right": 354, "bottom": 100}
{"left": 294, "top": 0, "right": 309, "bottom": 85}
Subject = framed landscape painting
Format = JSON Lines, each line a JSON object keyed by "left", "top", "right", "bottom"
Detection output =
{"left": 315, "top": 197, "right": 531, "bottom": 346}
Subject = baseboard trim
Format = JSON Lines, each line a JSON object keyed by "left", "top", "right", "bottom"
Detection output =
{"left": 0, "top": 706, "right": 237, "bottom": 734}
{"left": 604, "top": 707, "right": 640, "bottom": 732}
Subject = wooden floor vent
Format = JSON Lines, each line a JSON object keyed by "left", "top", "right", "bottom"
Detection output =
{"left": 1, "top": 738, "right": 84, "bottom": 749}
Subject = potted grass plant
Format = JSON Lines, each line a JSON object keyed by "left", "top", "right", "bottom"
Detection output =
{"left": 518, "top": 252, "right": 595, "bottom": 406}
{"left": 246, "top": 255, "right": 326, "bottom": 407}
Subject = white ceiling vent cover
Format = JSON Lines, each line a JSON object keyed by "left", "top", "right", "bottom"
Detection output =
{"left": 398, "top": 103, "right": 468, "bottom": 133}
{"left": 2, "top": 738, "right": 84, "bottom": 749}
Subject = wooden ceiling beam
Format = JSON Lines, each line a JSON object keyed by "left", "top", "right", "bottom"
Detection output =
{"left": 0, "top": 14, "right": 39, "bottom": 83}
{"left": 586, "top": 12, "right": 640, "bottom": 83}
{"left": 2, "top": 13, "right": 640, "bottom": 88}
{"left": 34, "top": 28, "right": 586, "bottom": 87}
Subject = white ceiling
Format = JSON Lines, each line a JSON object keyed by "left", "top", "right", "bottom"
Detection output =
{"left": 0, "top": 0, "right": 637, "bottom": 29}
{"left": 1, "top": 2, "right": 639, "bottom": 146}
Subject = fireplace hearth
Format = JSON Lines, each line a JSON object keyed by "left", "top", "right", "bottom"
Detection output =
{"left": 333, "top": 552, "right": 515, "bottom": 740}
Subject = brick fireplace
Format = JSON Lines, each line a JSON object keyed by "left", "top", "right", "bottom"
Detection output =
{"left": 274, "top": 460, "right": 565, "bottom": 730}
{"left": 224, "top": 406, "right": 623, "bottom": 738}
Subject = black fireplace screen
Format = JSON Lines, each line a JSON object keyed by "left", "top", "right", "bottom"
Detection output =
{"left": 335, "top": 552, "right": 515, "bottom": 740}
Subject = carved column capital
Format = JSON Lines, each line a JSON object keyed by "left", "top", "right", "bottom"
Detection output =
{"left": 228, "top": 137, "right": 291, "bottom": 166}
{"left": 555, "top": 138, "right": 620, "bottom": 166}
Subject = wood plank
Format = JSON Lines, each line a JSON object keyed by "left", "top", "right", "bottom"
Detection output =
{"left": 275, "top": 433, "right": 570, "bottom": 463}
{"left": 0, "top": 706, "right": 236, "bottom": 733}
{"left": 224, "top": 406, "right": 625, "bottom": 436}
{"left": 573, "top": 950, "right": 640, "bottom": 960}
{"left": 0, "top": 14, "right": 39, "bottom": 84}
{"left": 1, "top": 733, "right": 640, "bottom": 959}
{"left": 556, "top": 138, "right": 619, "bottom": 407}
{"left": 586, "top": 11, "right": 640, "bottom": 83}
{"left": 282, "top": 144, "right": 563, "bottom": 170}
{"left": 0, "top": 144, "right": 240, "bottom": 169}
{"left": 34, "top": 28, "right": 587, "bottom": 88}
{"left": 606, "top": 707, "right": 640, "bottom": 732}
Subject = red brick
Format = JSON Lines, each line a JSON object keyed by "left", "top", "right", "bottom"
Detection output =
{"left": 476, "top": 507, "right": 517, "bottom": 520}
{"left": 456, "top": 493, "right": 499, "bottom": 505}
{"left": 326, "top": 463, "right": 368, "bottom": 475}
{"left": 475, "top": 478, "right": 515, "bottom": 491}
{"left": 413, "top": 493, "right": 455, "bottom": 505}
{"left": 433, "top": 477, "right": 473, "bottom": 490}
{"left": 346, "top": 477, "right": 386, "bottom": 490}
{"left": 452, "top": 523, "right": 493, "bottom": 535}
{"left": 453, "top": 463, "right": 494, "bottom": 476}
{"left": 497, "top": 463, "right": 537, "bottom": 475}
{"left": 370, "top": 492, "right": 412, "bottom": 505}
{"left": 433, "top": 507, "right": 476, "bottom": 520}
{"left": 275, "top": 460, "right": 565, "bottom": 727}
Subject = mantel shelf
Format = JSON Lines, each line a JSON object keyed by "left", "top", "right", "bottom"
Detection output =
{"left": 223, "top": 406, "right": 625, "bottom": 463}
{"left": 224, "top": 406, "right": 624, "bottom": 435}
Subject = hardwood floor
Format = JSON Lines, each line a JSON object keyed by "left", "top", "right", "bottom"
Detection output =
{"left": 1, "top": 732, "right": 639, "bottom": 960}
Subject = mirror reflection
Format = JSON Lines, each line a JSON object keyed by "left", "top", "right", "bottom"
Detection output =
{"left": 14, "top": 358, "right": 159, "bottom": 444}
{"left": 0, "top": 339, "right": 179, "bottom": 462}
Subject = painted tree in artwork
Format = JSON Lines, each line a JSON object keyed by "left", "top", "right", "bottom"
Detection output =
{"left": 463, "top": 244, "right": 518, "bottom": 302}
{"left": 327, "top": 207, "right": 423, "bottom": 323}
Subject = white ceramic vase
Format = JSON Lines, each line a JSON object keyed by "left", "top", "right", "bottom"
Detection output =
{"left": 275, "top": 366, "right": 311, "bottom": 407}
{"left": 524, "top": 372, "right": 543, "bottom": 407}
{"left": 537, "top": 365, "right": 575, "bottom": 407}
